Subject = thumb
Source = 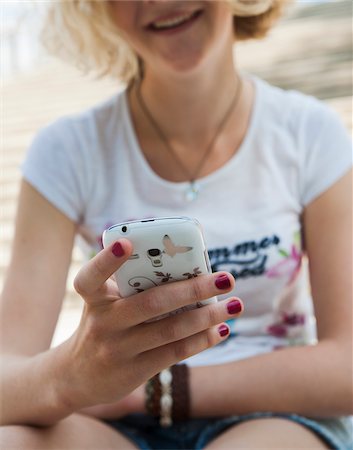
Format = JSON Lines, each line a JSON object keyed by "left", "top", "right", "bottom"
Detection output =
{"left": 74, "top": 238, "right": 133, "bottom": 301}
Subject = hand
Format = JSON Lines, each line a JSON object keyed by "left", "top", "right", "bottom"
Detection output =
{"left": 58, "top": 238, "right": 242, "bottom": 412}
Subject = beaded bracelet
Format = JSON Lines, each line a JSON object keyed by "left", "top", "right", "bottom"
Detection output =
{"left": 159, "top": 368, "right": 173, "bottom": 427}
{"left": 145, "top": 364, "right": 190, "bottom": 427}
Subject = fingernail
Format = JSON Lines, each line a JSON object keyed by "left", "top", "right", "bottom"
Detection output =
{"left": 112, "top": 242, "right": 124, "bottom": 257}
{"left": 215, "top": 274, "right": 231, "bottom": 290}
{"left": 227, "top": 299, "right": 242, "bottom": 315}
{"left": 218, "top": 324, "right": 230, "bottom": 337}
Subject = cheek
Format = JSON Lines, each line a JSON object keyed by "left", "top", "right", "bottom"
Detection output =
{"left": 212, "top": 2, "right": 233, "bottom": 28}
{"left": 109, "top": 4, "right": 147, "bottom": 54}
{"left": 109, "top": 3, "right": 138, "bottom": 35}
{"left": 211, "top": 8, "right": 234, "bottom": 44}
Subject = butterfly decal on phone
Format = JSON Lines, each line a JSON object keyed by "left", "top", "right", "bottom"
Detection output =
{"left": 162, "top": 234, "right": 193, "bottom": 257}
{"left": 129, "top": 234, "right": 193, "bottom": 267}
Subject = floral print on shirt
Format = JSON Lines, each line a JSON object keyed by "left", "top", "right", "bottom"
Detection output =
{"left": 265, "top": 231, "right": 307, "bottom": 341}
{"left": 266, "top": 231, "right": 302, "bottom": 286}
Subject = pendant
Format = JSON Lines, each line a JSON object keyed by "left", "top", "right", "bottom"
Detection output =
{"left": 185, "top": 181, "right": 200, "bottom": 202}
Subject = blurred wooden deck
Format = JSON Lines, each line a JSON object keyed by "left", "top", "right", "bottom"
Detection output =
{"left": 1, "top": 1, "right": 352, "bottom": 345}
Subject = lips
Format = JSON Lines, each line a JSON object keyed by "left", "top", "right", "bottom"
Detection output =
{"left": 147, "top": 9, "right": 203, "bottom": 32}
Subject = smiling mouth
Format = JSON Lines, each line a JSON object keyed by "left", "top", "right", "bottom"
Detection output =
{"left": 148, "top": 10, "right": 203, "bottom": 32}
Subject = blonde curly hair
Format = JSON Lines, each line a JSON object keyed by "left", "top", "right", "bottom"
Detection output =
{"left": 41, "top": 0, "right": 289, "bottom": 82}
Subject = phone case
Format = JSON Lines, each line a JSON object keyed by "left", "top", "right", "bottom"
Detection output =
{"left": 102, "top": 217, "right": 217, "bottom": 310}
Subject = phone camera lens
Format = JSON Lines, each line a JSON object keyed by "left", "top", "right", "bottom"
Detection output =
{"left": 148, "top": 248, "right": 161, "bottom": 256}
{"left": 122, "top": 226, "right": 127, "bottom": 233}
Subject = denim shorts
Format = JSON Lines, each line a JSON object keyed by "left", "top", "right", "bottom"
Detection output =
{"left": 104, "top": 413, "right": 353, "bottom": 450}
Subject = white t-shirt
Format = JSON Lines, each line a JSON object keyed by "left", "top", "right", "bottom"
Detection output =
{"left": 22, "top": 76, "right": 352, "bottom": 367}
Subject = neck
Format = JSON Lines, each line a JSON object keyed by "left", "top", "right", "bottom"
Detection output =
{"left": 130, "top": 45, "right": 240, "bottom": 146}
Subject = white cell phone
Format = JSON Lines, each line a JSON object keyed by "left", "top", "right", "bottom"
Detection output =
{"left": 102, "top": 217, "right": 217, "bottom": 311}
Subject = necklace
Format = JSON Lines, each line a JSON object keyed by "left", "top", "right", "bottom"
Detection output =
{"left": 136, "top": 75, "right": 243, "bottom": 202}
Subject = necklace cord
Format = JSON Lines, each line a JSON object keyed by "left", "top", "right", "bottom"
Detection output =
{"left": 136, "top": 75, "right": 243, "bottom": 184}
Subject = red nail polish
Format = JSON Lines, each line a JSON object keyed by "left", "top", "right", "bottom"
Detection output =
{"left": 227, "top": 299, "right": 242, "bottom": 315}
{"left": 112, "top": 242, "right": 124, "bottom": 257}
{"left": 218, "top": 324, "right": 230, "bottom": 337}
{"left": 215, "top": 274, "right": 231, "bottom": 290}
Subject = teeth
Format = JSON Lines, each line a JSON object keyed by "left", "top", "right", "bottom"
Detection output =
{"left": 152, "top": 12, "right": 194, "bottom": 30}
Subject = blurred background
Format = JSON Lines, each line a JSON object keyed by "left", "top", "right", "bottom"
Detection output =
{"left": 1, "top": 0, "right": 352, "bottom": 346}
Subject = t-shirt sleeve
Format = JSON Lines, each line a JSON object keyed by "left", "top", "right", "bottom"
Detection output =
{"left": 299, "top": 101, "right": 352, "bottom": 206}
{"left": 21, "top": 118, "right": 88, "bottom": 223}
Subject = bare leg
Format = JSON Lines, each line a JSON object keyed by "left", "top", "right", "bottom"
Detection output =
{"left": 0, "top": 413, "right": 138, "bottom": 450}
{"left": 205, "top": 417, "right": 330, "bottom": 449}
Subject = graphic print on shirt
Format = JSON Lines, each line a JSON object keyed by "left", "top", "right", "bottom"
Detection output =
{"left": 208, "top": 234, "right": 281, "bottom": 279}
{"left": 209, "top": 231, "right": 305, "bottom": 342}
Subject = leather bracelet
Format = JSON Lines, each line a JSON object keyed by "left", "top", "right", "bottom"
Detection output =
{"left": 172, "top": 364, "right": 190, "bottom": 422}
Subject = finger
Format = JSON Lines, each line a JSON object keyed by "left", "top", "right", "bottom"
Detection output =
{"left": 74, "top": 238, "right": 133, "bottom": 301}
{"left": 115, "top": 272, "right": 235, "bottom": 326}
{"left": 136, "top": 323, "right": 231, "bottom": 376}
{"left": 126, "top": 297, "right": 243, "bottom": 352}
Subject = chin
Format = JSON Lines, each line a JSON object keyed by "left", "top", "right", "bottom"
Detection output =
{"left": 160, "top": 45, "right": 210, "bottom": 76}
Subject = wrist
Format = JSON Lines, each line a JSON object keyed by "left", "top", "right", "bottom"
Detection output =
{"left": 48, "top": 337, "right": 92, "bottom": 416}
{"left": 45, "top": 342, "right": 83, "bottom": 418}
{"left": 126, "top": 384, "right": 147, "bottom": 415}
